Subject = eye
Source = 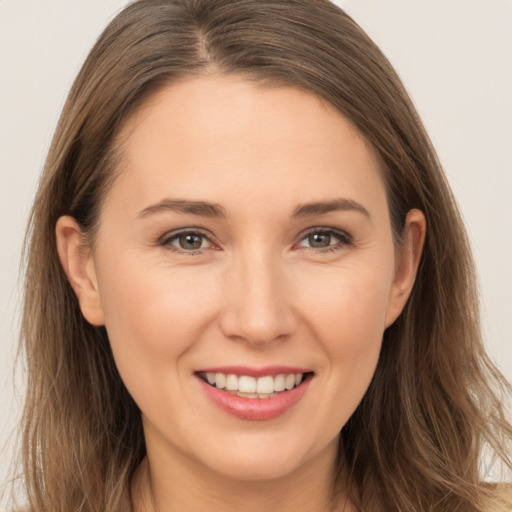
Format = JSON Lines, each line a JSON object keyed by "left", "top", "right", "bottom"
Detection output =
{"left": 296, "top": 228, "right": 352, "bottom": 251}
{"left": 161, "top": 230, "right": 213, "bottom": 252}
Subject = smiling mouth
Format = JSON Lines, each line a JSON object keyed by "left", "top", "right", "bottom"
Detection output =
{"left": 197, "top": 371, "right": 314, "bottom": 399}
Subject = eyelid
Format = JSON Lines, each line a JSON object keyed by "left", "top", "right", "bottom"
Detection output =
{"left": 295, "top": 226, "right": 353, "bottom": 249}
{"left": 156, "top": 226, "right": 353, "bottom": 253}
{"left": 158, "top": 227, "right": 218, "bottom": 252}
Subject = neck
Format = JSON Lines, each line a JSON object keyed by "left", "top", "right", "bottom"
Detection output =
{"left": 131, "top": 438, "right": 355, "bottom": 512}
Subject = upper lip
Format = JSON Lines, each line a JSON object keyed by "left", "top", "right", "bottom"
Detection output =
{"left": 195, "top": 365, "right": 313, "bottom": 378}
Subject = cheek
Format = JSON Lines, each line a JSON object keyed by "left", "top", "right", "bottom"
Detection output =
{"left": 100, "top": 256, "right": 216, "bottom": 337}
{"left": 96, "top": 256, "right": 222, "bottom": 391}
{"left": 295, "top": 260, "right": 392, "bottom": 401}
{"left": 298, "top": 260, "right": 392, "bottom": 349}
{"left": 96, "top": 260, "right": 227, "bottom": 431}
{"left": 322, "top": 287, "right": 386, "bottom": 383}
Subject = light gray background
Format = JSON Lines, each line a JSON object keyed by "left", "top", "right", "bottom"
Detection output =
{"left": 1, "top": 0, "right": 511, "bottom": 489}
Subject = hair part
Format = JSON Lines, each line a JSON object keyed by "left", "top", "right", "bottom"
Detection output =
{"left": 15, "top": 1, "right": 511, "bottom": 511}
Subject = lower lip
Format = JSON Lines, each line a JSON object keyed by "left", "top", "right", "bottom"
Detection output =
{"left": 197, "top": 375, "right": 312, "bottom": 421}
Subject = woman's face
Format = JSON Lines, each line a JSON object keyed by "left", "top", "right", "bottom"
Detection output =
{"left": 59, "top": 74, "right": 422, "bottom": 482}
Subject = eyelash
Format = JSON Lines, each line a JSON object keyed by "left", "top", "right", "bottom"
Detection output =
{"left": 159, "top": 228, "right": 216, "bottom": 255}
{"left": 297, "top": 227, "right": 353, "bottom": 253}
{"left": 158, "top": 227, "right": 353, "bottom": 254}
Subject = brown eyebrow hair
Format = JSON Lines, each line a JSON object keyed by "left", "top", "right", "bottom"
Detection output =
{"left": 137, "top": 197, "right": 371, "bottom": 220}
{"left": 137, "top": 199, "right": 227, "bottom": 218}
{"left": 292, "top": 198, "right": 371, "bottom": 218}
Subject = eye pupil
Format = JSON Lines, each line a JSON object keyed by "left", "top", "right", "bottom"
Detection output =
{"left": 179, "top": 233, "right": 203, "bottom": 250}
{"left": 308, "top": 232, "right": 331, "bottom": 248}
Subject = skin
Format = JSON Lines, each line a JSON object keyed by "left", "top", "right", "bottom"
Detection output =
{"left": 56, "top": 74, "right": 425, "bottom": 512}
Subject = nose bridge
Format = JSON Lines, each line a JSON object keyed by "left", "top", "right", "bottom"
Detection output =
{"left": 220, "top": 243, "right": 295, "bottom": 345}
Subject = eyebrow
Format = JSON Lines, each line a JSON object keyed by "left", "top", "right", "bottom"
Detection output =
{"left": 292, "top": 198, "right": 371, "bottom": 219}
{"left": 137, "top": 197, "right": 370, "bottom": 220}
{"left": 137, "top": 199, "right": 227, "bottom": 219}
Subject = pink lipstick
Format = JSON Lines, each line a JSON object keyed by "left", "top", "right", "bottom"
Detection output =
{"left": 195, "top": 366, "right": 313, "bottom": 421}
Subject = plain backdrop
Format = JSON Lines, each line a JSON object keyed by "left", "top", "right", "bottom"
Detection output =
{"left": 1, "top": 0, "right": 511, "bottom": 490}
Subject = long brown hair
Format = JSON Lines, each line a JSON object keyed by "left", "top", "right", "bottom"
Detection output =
{"left": 14, "top": 0, "right": 511, "bottom": 510}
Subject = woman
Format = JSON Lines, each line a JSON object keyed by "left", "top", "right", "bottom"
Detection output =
{"left": 12, "top": 0, "right": 512, "bottom": 510}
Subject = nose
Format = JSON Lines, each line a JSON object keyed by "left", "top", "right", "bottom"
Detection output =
{"left": 218, "top": 250, "right": 297, "bottom": 347}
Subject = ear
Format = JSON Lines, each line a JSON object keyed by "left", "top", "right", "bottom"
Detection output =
{"left": 55, "top": 216, "right": 105, "bottom": 326}
{"left": 385, "top": 209, "right": 426, "bottom": 327}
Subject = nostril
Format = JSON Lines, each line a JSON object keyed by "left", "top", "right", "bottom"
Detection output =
{"left": 218, "top": 308, "right": 296, "bottom": 346}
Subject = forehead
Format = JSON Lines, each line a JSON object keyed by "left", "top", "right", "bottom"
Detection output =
{"left": 110, "top": 74, "right": 387, "bottom": 217}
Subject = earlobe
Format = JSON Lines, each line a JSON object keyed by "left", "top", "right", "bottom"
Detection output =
{"left": 385, "top": 209, "right": 426, "bottom": 327}
{"left": 55, "top": 216, "right": 105, "bottom": 326}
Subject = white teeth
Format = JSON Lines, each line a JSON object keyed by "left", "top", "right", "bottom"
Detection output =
{"left": 215, "top": 373, "right": 226, "bottom": 389}
{"left": 274, "top": 374, "right": 286, "bottom": 392}
{"left": 203, "top": 371, "right": 308, "bottom": 395}
{"left": 238, "top": 376, "right": 257, "bottom": 393}
{"left": 256, "top": 376, "right": 274, "bottom": 394}
{"left": 285, "top": 374, "right": 296, "bottom": 390}
{"left": 237, "top": 391, "right": 258, "bottom": 398}
{"left": 226, "top": 374, "right": 238, "bottom": 391}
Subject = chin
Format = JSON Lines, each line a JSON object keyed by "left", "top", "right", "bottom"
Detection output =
{"left": 193, "top": 431, "right": 337, "bottom": 483}
{"left": 207, "top": 455, "right": 306, "bottom": 482}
